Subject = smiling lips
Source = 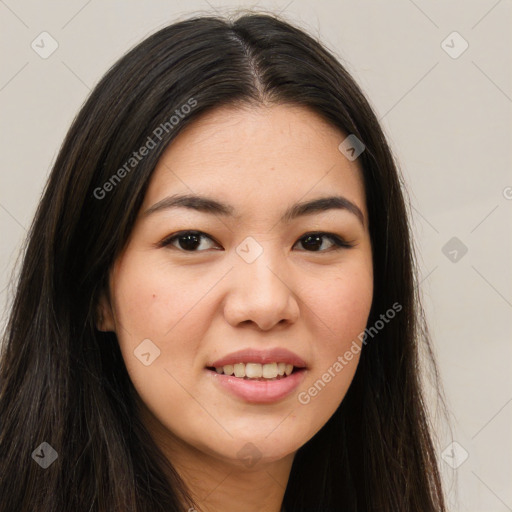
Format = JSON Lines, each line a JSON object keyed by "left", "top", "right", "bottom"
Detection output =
{"left": 213, "top": 362, "right": 294, "bottom": 379}
{"left": 207, "top": 347, "right": 306, "bottom": 379}
{"left": 206, "top": 348, "right": 307, "bottom": 403}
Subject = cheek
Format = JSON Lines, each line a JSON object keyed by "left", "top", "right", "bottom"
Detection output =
{"left": 109, "top": 258, "right": 219, "bottom": 427}
{"left": 308, "top": 265, "right": 373, "bottom": 349}
{"left": 110, "top": 257, "right": 220, "bottom": 393}
{"left": 294, "top": 264, "right": 372, "bottom": 428}
{"left": 111, "top": 257, "right": 217, "bottom": 341}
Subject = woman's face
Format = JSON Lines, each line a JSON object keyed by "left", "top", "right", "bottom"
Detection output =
{"left": 100, "top": 103, "right": 373, "bottom": 469}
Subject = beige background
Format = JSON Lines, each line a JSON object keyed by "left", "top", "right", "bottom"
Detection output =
{"left": 1, "top": 1, "right": 511, "bottom": 510}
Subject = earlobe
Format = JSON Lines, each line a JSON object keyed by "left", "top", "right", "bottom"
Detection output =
{"left": 95, "top": 291, "right": 116, "bottom": 332}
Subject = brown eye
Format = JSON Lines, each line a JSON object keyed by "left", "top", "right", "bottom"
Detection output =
{"left": 160, "top": 231, "right": 219, "bottom": 252}
{"left": 295, "top": 232, "right": 354, "bottom": 252}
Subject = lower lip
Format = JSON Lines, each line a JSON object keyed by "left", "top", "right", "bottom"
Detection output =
{"left": 207, "top": 368, "right": 307, "bottom": 404}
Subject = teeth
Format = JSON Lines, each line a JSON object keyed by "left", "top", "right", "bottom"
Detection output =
{"left": 245, "top": 363, "right": 263, "bottom": 378}
{"left": 214, "top": 362, "right": 297, "bottom": 379}
{"left": 223, "top": 364, "right": 234, "bottom": 376}
{"left": 262, "top": 363, "right": 278, "bottom": 379}
{"left": 233, "top": 363, "right": 245, "bottom": 378}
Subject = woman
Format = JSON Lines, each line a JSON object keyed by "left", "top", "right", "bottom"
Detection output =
{"left": 0, "top": 11, "right": 447, "bottom": 511}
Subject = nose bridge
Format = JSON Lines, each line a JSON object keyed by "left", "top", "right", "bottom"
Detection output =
{"left": 237, "top": 238, "right": 289, "bottom": 297}
{"left": 223, "top": 237, "right": 299, "bottom": 329}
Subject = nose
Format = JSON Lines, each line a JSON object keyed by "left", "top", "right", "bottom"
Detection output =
{"left": 223, "top": 247, "right": 300, "bottom": 331}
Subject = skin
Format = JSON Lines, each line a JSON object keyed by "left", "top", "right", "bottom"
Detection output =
{"left": 98, "top": 103, "right": 373, "bottom": 512}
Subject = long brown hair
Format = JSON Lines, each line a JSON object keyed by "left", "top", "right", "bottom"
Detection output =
{"left": 0, "top": 11, "right": 446, "bottom": 511}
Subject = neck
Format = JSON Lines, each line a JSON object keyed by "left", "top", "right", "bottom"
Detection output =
{"left": 176, "top": 450, "right": 291, "bottom": 512}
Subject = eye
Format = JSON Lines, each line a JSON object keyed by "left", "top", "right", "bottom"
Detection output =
{"left": 159, "top": 230, "right": 354, "bottom": 253}
{"left": 159, "top": 230, "right": 220, "bottom": 252}
{"left": 294, "top": 232, "right": 354, "bottom": 252}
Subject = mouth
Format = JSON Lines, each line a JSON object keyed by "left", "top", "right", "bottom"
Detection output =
{"left": 205, "top": 348, "right": 307, "bottom": 403}
{"left": 206, "top": 362, "right": 302, "bottom": 380}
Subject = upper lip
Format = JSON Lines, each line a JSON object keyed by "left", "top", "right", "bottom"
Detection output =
{"left": 208, "top": 348, "right": 307, "bottom": 368}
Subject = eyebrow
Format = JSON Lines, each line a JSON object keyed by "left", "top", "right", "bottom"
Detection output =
{"left": 143, "top": 193, "right": 365, "bottom": 226}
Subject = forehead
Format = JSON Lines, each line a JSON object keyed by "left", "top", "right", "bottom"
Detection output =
{"left": 141, "top": 103, "right": 367, "bottom": 221}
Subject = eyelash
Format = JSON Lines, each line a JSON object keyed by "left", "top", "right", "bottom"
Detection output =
{"left": 158, "top": 230, "right": 355, "bottom": 253}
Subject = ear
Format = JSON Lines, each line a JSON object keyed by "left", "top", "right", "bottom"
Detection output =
{"left": 95, "top": 289, "right": 116, "bottom": 332}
